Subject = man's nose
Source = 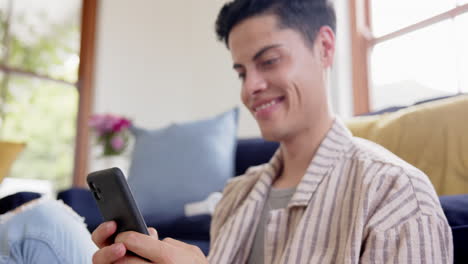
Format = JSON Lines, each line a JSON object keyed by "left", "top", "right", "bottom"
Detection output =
{"left": 243, "top": 71, "right": 267, "bottom": 96}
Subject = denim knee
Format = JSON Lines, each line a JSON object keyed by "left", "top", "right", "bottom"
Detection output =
{"left": 0, "top": 198, "right": 97, "bottom": 264}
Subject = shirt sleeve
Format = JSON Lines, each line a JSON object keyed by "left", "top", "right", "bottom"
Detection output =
{"left": 359, "top": 215, "right": 453, "bottom": 263}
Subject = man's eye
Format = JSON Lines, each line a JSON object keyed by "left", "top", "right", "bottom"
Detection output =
{"left": 262, "top": 58, "right": 279, "bottom": 67}
{"left": 238, "top": 73, "right": 246, "bottom": 80}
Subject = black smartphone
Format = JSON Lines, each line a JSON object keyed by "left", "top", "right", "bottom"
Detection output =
{"left": 87, "top": 167, "right": 149, "bottom": 237}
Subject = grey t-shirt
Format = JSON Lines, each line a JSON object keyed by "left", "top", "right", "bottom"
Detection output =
{"left": 247, "top": 187, "right": 296, "bottom": 264}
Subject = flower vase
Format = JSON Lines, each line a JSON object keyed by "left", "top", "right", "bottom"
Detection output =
{"left": 102, "top": 155, "right": 121, "bottom": 170}
{"left": 90, "top": 146, "right": 131, "bottom": 177}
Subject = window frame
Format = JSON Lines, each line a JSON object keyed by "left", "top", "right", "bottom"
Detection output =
{"left": 350, "top": 0, "right": 468, "bottom": 115}
{"left": 73, "top": 0, "right": 98, "bottom": 187}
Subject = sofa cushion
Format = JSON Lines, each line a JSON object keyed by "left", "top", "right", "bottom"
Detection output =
{"left": 127, "top": 108, "right": 238, "bottom": 226}
{"left": 452, "top": 225, "right": 468, "bottom": 264}
{"left": 439, "top": 194, "right": 468, "bottom": 227}
{"left": 155, "top": 214, "right": 211, "bottom": 241}
{"left": 235, "top": 138, "right": 279, "bottom": 176}
{"left": 0, "top": 191, "right": 41, "bottom": 214}
{"left": 346, "top": 95, "right": 468, "bottom": 195}
{"left": 57, "top": 188, "right": 103, "bottom": 232}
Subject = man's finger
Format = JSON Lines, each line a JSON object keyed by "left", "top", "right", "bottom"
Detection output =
{"left": 91, "top": 243, "right": 126, "bottom": 264}
{"left": 91, "top": 221, "right": 117, "bottom": 248}
{"left": 115, "top": 231, "right": 168, "bottom": 263}
{"left": 148, "top": 227, "right": 159, "bottom": 239}
{"left": 114, "top": 255, "right": 152, "bottom": 264}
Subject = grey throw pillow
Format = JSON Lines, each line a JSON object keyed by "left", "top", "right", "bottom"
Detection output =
{"left": 127, "top": 108, "right": 238, "bottom": 226}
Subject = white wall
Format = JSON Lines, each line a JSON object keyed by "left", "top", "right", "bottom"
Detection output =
{"left": 92, "top": 0, "right": 353, "bottom": 139}
{"left": 330, "top": 0, "right": 354, "bottom": 119}
{"left": 93, "top": 0, "right": 259, "bottom": 138}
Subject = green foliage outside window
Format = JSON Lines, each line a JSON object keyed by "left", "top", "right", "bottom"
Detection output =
{"left": 0, "top": 3, "right": 81, "bottom": 191}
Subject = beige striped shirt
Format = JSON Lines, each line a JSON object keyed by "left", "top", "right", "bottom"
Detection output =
{"left": 208, "top": 119, "right": 453, "bottom": 263}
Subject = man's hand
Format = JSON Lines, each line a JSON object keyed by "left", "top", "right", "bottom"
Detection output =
{"left": 91, "top": 221, "right": 126, "bottom": 263}
{"left": 91, "top": 221, "right": 208, "bottom": 264}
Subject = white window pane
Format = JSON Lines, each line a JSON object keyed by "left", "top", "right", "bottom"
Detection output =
{"left": 456, "top": 13, "right": 468, "bottom": 93}
{"left": 458, "top": 0, "right": 468, "bottom": 5}
{"left": 370, "top": 20, "right": 458, "bottom": 111}
{"left": 371, "top": 0, "right": 456, "bottom": 37}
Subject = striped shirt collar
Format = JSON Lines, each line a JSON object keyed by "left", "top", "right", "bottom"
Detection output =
{"left": 248, "top": 118, "right": 354, "bottom": 207}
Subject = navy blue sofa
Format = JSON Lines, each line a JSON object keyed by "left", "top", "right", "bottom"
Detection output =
{"left": 1, "top": 138, "right": 468, "bottom": 263}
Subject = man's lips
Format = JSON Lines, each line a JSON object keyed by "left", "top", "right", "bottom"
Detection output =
{"left": 252, "top": 96, "right": 285, "bottom": 113}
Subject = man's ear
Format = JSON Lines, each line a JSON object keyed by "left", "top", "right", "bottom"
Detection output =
{"left": 317, "top": 26, "right": 335, "bottom": 68}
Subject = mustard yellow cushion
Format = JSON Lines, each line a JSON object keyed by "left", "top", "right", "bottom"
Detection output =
{"left": 346, "top": 95, "right": 468, "bottom": 195}
{"left": 0, "top": 141, "right": 25, "bottom": 183}
{"left": 345, "top": 115, "right": 381, "bottom": 139}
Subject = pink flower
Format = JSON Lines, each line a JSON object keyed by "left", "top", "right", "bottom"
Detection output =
{"left": 89, "top": 114, "right": 112, "bottom": 133}
{"left": 89, "top": 113, "right": 131, "bottom": 156}
{"left": 111, "top": 135, "right": 125, "bottom": 151}
{"left": 102, "top": 115, "right": 117, "bottom": 132}
{"left": 112, "top": 118, "right": 131, "bottom": 132}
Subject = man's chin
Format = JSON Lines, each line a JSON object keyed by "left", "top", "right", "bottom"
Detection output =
{"left": 259, "top": 127, "right": 283, "bottom": 142}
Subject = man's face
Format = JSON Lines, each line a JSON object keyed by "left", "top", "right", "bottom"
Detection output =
{"left": 228, "top": 15, "right": 334, "bottom": 142}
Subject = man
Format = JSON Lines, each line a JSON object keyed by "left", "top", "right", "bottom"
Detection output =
{"left": 0, "top": 0, "right": 452, "bottom": 263}
{"left": 92, "top": 0, "right": 452, "bottom": 263}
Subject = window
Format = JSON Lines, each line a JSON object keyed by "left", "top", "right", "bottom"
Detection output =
{"left": 0, "top": 0, "right": 96, "bottom": 191}
{"left": 350, "top": 1, "right": 468, "bottom": 113}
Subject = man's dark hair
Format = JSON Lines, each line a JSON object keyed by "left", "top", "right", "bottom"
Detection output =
{"left": 215, "top": 0, "right": 336, "bottom": 48}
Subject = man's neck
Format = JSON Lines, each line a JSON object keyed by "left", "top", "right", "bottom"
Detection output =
{"left": 272, "top": 115, "right": 334, "bottom": 189}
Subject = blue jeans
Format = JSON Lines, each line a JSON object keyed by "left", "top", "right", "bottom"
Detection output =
{"left": 0, "top": 198, "right": 97, "bottom": 264}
